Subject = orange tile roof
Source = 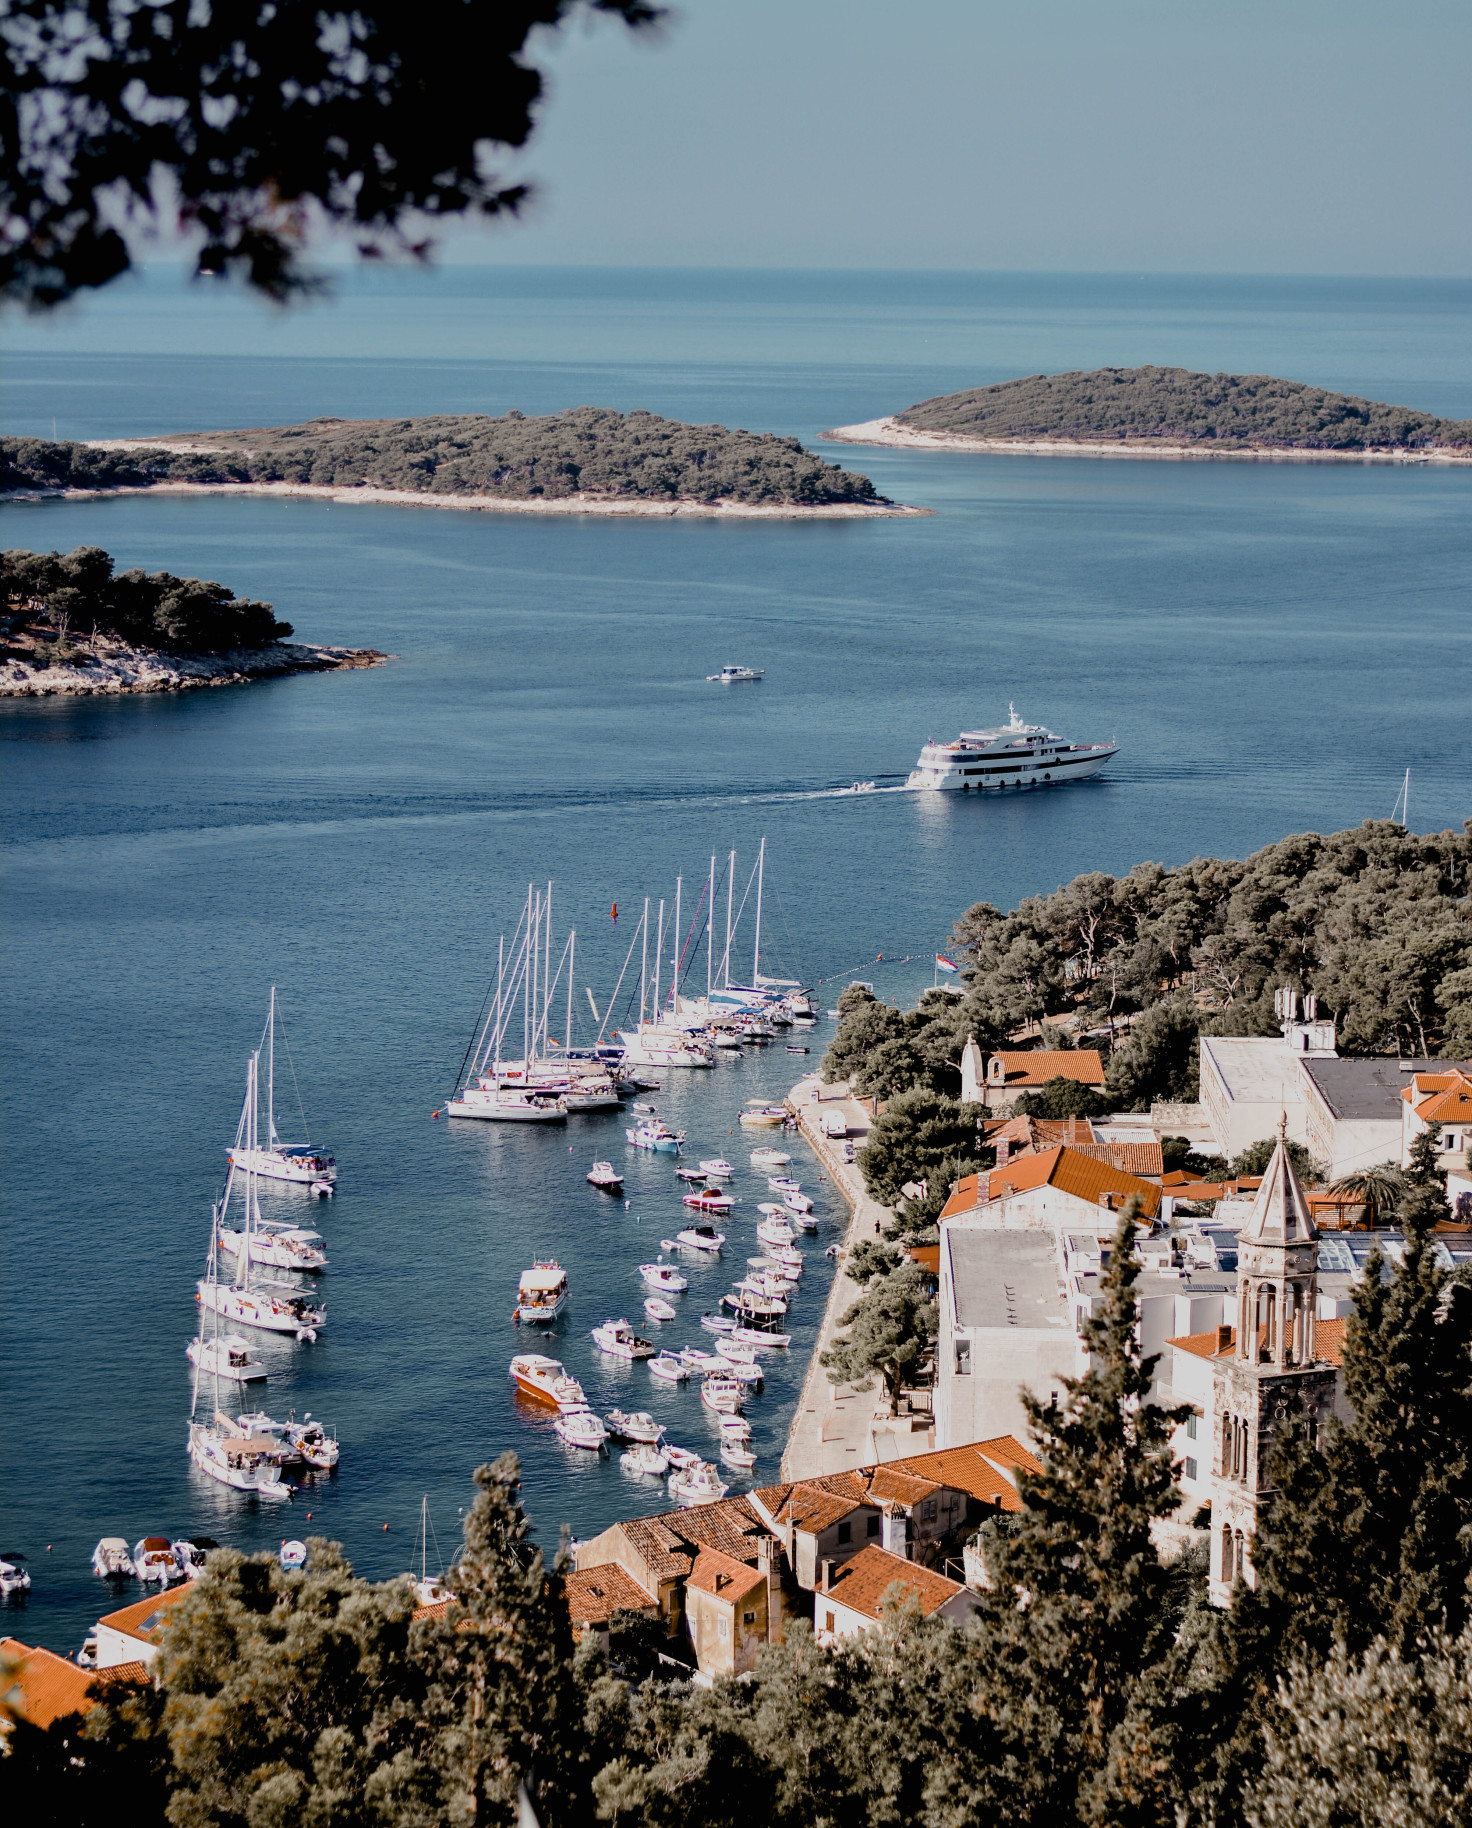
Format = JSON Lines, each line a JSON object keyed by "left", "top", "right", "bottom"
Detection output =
{"left": 1, "top": 1639, "right": 101, "bottom": 1728}
{"left": 905, "top": 1243, "right": 941, "bottom": 1276}
{"left": 754, "top": 1481, "right": 878, "bottom": 1535}
{"left": 823, "top": 1546, "right": 965, "bottom": 1621}
{"left": 563, "top": 1564, "right": 657, "bottom": 1626}
{"left": 948, "top": 1146, "right": 1161, "bottom": 1219}
{"left": 97, "top": 1580, "right": 195, "bottom": 1643}
{"left": 613, "top": 1496, "right": 766, "bottom": 1581}
{"left": 1168, "top": 1320, "right": 1346, "bottom": 1369}
{"left": 991, "top": 1050, "right": 1106, "bottom": 1089}
{"left": 687, "top": 1549, "right": 768, "bottom": 1605}
{"left": 1415, "top": 1078, "right": 1472, "bottom": 1125}
{"left": 883, "top": 1436, "right": 1042, "bottom": 1512}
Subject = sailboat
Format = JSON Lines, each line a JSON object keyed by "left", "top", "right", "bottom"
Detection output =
{"left": 186, "top": 1188, "right": 293, "bottom": 1501}
{"left": 199, "top": 1055, "right": 327, "bottom": 1340}
{"left": 227, "top": 989, "right": 337, "bottom": 1186}
{"left": 406, "top": 1495, "right": 453, "bottom": 1608}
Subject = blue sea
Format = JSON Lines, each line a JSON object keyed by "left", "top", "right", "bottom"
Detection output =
{"left": 2, "top": 268, "right": 1470, "bottom": 1656}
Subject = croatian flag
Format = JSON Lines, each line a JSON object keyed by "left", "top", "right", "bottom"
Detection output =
{"left": 935, "top": 954, "right": 960, "bottom": 974}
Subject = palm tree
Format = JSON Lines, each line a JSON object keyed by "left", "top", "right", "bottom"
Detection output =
{"left": 1328, "top": 1162, "right": 1405, "bottom": 1229}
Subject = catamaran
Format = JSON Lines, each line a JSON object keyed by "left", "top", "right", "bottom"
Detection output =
{"left": 227, "top": 989, "right": 336, "bottom": 1186}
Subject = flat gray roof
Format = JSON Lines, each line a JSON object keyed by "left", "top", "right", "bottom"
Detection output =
{"left": 1301, "top": 1057, "right": 1470, "bottom": 1122}
{"left": 945, "top": 1227, "right": 1066, "bottom": 1330}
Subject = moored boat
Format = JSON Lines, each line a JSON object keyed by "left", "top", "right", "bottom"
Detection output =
{"left": 682, "top": 1187, "right": 734, "bottom": 1213}
{"left": 627, "top": 1120, "right": 684, "bottom": 1153}
{"left": 587, "top": 1160, "right": 623, "bottom": 1191}
{"left": 669, "top": 1462, "right": 729, "bottom": 1506}
{"left": 226, "top": 989, "right": 338, "bottom": 1184}
{"left": 605, "top": 1409, "right": 664, "bottom": 1444}
{"left": 515, "top": 1261, "right": 570, "bottom": 1324}
{"left": 187, "top": 1332, "right": 267, "bottom": 1382}
{"left": 699, "top": 1310, "right": 737, "bottom": 1333}
{"left": 749, "top": 1147, "right": 791, "bottom": 1167}
{"left": 644, "top": 1296, "right": 677, "bottom": 1323}
{"left": 554, "top": 1407, "right": 608, "bottom": 1451}
{"left": 621, "top": 1443, "right": 671, "bottom": 1476}
{"left": 171, "top": 1536, "right": 219, "bottom": 1576}
{"left": 218, "top": 1222, "right": 328, "bottom": 1272}
{"left": 649, "top": 1351, "right": 690, "bottom": 1383}
{"left": 720, "top": 1441, "right": 758, "bottom": 1470}
{"left": 698, "top": 1158, "right": 734, "bottom": 1179}
{"left": 701, "top": 1377, "right": 745, "bottom": 1415}
{"left": 91, "top": 1538, "right": 135, "bottom": 1579}
{"left": 0, "top": 1554, "right": 31, "bottom": 1594}
{"left": 639, "top": 1260, "right": 689, "bottom": 1293}
{"left": 673, "top": 1224, "right": 726, "bottom": 1252}
{"left": 591, "top": 1318, "right": 657, "bottom": 1361}
{"left": 509, "top": 1353, "right": 587, "bottom": 1411}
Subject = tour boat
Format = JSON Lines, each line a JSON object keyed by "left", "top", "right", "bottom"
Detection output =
{"left": 591, "top": 1318, "right": 657, "bottom": 1361}
{"left": 906, "top": 704, "right": 1118, "bottom": 793}
{"left": 226, "top": 989, "right": 338, "bottom": 1184}
{"left": 644, "top": 1296, "right": 677, "bottom": 1323}
{"left": 701, "top": 1377, "right": 744, "bottom": 1415}
{"left": 627, "top": 1120, "right": 684, "bottom": 1153}
{"left": 639, "top": 1260, "right": 689, "bottom": 1293}
{"left": 700, "top": 1310, "right": 737, "bottom": 1333}
{"left": 707, "top": 664, "right": 764, "bottom": 682}
{"left": 172, "top": 1536, "right": 219, "bottom": 1577}
{"left": 720, "top": 1441, "right": 758, "bottom": 1470}
{"left": 587, "top": 1161, "right": 623, "bottom": 1191}
{"left": 749, "top": 1147, "right": 790, "bottom": 1167}
{"left": 663, "top": 1444, "right": 701, "bottom": 1473}
{"left": 673, "top": 1224, "right": 726, "bottom": 1253}
{"left": 0, "top": 1554, "right": 31, "bottom": 1595}
{"left": 783, "top": 1190, "right": 815, "bottom": 1216}
{"left": 605, "top": 1409, "right": 664, "bottom": 1445}
{"left": 554, "top": 1407, "right": 608, "bottom": 1451}
{"left": 698, "top": 1158, "right": 734, "bottom": 1179}
{"left": 669, "top": 1463, "right": 729, "bottom": 1507}
{"left": 218, "top": 1222, "right": 328, "bottom": 1272}
{"left": 509, "top": 1353, "right": 587, "bottom": 1412}
{"left": 621, "top": 1443, "right": 671, "bottom": 1476}
{"left": 683, "top": 1187, "right": 734, "bottom": 1213}
{"left": 279, "top": 1540, "right": 308, "bottom": 1571}
{"left": 187, "top": 1332, "right": 267, "bottom": 1382}
{"left": 515, "top": 1261, "right": 570, "bottom": 1323}
{"left": 648, "top": 1351, "right": 690, "bottom": 1383}
{"left": 91, "top": 1538, "right": 136, "bottom": 1579}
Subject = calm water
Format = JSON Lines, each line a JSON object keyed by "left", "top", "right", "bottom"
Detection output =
{"left": 2, "top": 269, "right": 1470, "bottom": 1655}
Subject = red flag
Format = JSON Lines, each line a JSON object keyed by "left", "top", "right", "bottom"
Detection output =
{"left": 611, "top": 902, "right": 618, "bottom": 922}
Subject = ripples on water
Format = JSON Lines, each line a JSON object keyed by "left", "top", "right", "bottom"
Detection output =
{"left": 1, "top": 269, "right": 1469, "bottom": 1652}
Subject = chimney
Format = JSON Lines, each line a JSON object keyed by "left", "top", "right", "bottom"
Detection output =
{"left": 996, "top": 1137, "right": 1011, "bottom": 1166}
{"left": 757, "top": 1535, "right": 782, "bottom": 1642}
{"left": 820, "top": 1558, "right": 835, "bottom": 1593}
{"left": 881, "top": 1503, "right": 909, "bottom": 1559}
{"left": 1216, "top": 1324, "right": 1232, "bottom": 1354}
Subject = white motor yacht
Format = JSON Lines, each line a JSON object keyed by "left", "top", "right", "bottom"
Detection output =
{"left": 0, "top": 1554, "right": 31, "bottom": 1595}
{"left": 698, "top": 1158, "right": 734, "bottom": 1179}
{"left": 757, "top": 1216, "right": 796, "bottom": 1249}
{"left": 286, "top": 1415, "right": 339, "bottom": 1469}
{"left": 644, "top": 1296, "right": 677, "bottom": 1323}
{"left": 606, "top": 1409, "right": 664, "bottom": 1444}
{"left": 720, "top": 1441, "right": 758, "bottom": 1470}
{"left": 516, "top": 1261, "right": 570, "bottom": 1323}
{"left": 509, "top": 1353, "right": 587, "bottom": 1412}
{"left": 91, "top": 1537, "right": 136, "bottom": 1578}
{"left": 649, "top": 1351, "right": 690, "bottom": 1383}
{"left": 187, "top": 1332, "right": 267, "bottom": 1382}
{"left": 907, "top": 704, "right": 1118, "bottom": 793}
{"left": 749, "top": 1147, "right": 791, "bottom": 1168}
{"left": 554, "top": 1407, "right": 608, "bottom": 1451}
{"left": 706, "top": 664, "right": 764, "bottom": 682}
{"left": 783, "top": 1190, "right": 815, "bottom": 1216}
{"left": 639, "top": 1260, "right": 689, "bottom": 1293}
{"left": 673, "top": 1224, "right": 726, "bottom": 1252}
{"left": 587, "top": 1161, "right": 623, "bottom": 1191}
{"left": 670, "top": 1463, "right": 729, "bottom": 1506}
{"left": 701, "top": 1377, "right": 744, "bottom": 1415}
{"left": 621, "top": 1443, "right": 671, "bottom": 1476}
{"left": 591, "top": 1318, "right": 657, "bottom": 1360}
{"left": 627, "top": 1120, "right": 684, "bottom": 1153}
{"left": 218, "top": 1223, "right": 328, "bottom": 1272}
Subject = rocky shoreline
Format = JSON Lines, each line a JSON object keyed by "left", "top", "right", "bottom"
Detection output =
{"left": 0, "top": 640, "right": 388, "bottom": 699}
{"left": 822, "top": 416, "right": 1472, "bottom": 465}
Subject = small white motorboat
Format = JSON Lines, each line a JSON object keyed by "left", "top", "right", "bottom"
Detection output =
{"left": 722, "top": 1358, "right": 764, "bottom": 1386}
{"left": 670, "top": 1462, "right": 729, "bottom": 1506}
{"left": 627, "top": 1121, "right": 684, "bottom": 1154}
{"left": 720, "top": 1441, "right": 758, "bottom": 1470}
{"left": 286, "top": 1416, "right": 339, "bottom": 1470}
{"left": 791, "top": 1210, "right": 820, "bottom": 1233}
{"left": 718, "top": 1414, "right": 752, "bottom": 1443}
{"left": 554, "top": 1407, "right": 608, "bottom": 1451}
{"left": 76, "top": 1635, "right": 98, "bottom": 1670}
{"left": 848, "top": 780, "right": 877, "bottom": 794}
{"left": 591, "top": 1319, "right": 657, "bottom": 1360}
{"left": 732, "top": 1322, "right": 792, "bottom": 1349}
{"left": 768, "top": 1176, "right": 801, "bottom": 1193}
{"left": 0, "top": 1554, "right": 30, "bottom": 1595}
{"left": 664, "top": 1444, "right": 701, "bottom": 1472}
{"left": 133, "top": 1537, "right": 180, "bottom": 1583}
{"left": 716, "top": 1338, "right": 758, "bottom": 1364}
{"left": 621, "top": 1443, "right": 671, "bottom": 1476}
{"left": 674, "top": 1224, "right": 726, "bottom": 1252}
{"left": 783, "top": 1190, "right": 815, "bottom": 1216}
{"left": 279, "top": 1540, "right": 308, "bottom": 1571}
{"left": 649, "top": 1351, "right": 690, "bottom": 1382}
{"left": 700, "top": 1310, "right": 736, "bottom": 1333}
{"left": 644, "top": 1296, "right": 677, "bottom": 1323}
{"left": 187, "top": 1332, "right": 268, "bottom": 1383}
{"left": 587, "top": 1161, "right": 624, "bottom": 1192}
{"left": 171, "top": 1536, "right": 219, "bottom": 1577}
{"left": 515, "top": 1261, "right": 570, "bottom": 1324}
{"left": 509, "top": 1353, "right": 587, "bottom": 1412}
{"left": 682, "top": 1187, "right": 734, "bottom": 1213}
{"left": 675, "top": 1165, "right": 708, "bottom": 1183}
{"left": 706, "top": 664, "right": 764, "bottom": 683}
{"left": 757, "top": 1216, "right": 796, "bottom": 1248}
{"left": 749, "top": 1147, "right": 791, "bottom": 1167}
{"left": 698, "top": 1158, "right": 734, "bottom": 1179}
{"left": 701, "top": 1377, "right": 745, "bottom": 1416}
{"left": 606, "top": 1409, "right": 664, "bottom": 1444}
{"left": 92, "top": 1537, "right": 136, "bottom": 1578}
{"left": 639, "top": 1260, "right": 689, "bottom": 1293}
{"left": 739, "top": 1105, "right": 787, "bottom": 1128}
{"left": 680, "top": 1347, "right": 721, "bottom": 1372}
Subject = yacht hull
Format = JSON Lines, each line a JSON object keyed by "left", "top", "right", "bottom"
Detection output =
{"left": 228, "top": 1147, "right": 336, "bottom": 1184}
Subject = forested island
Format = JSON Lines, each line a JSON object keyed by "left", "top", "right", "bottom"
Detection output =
{"left": 1, "top": 545, "right": 383, "bottom": 697}
{"left": 826, "top": 365, "right": 1472, "bottom": 461}
{"left": 1, "top": 408, "right": 909, "bottom": 516}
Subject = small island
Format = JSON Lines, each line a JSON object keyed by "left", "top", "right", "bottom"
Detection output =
{"left": 2, "top": 407, "right": 921, "bottom": 518}
{"left": 1, "top": 545, "right": 384, "bottom": 699}
{"left": 825, "top": 366, "right": 1472, "bottom": 463}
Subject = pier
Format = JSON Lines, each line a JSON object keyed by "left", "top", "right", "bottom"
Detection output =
{"left": 781, "top": 1074, "right": 934, "bottom": 1477}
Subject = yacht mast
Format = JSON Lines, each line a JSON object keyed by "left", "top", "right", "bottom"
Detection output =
{"left": 267, "top": 985, "right": 276, "bottom": 1148}
{"left": 707, "top": 854, "right": 715, "bottom": 1001}
{"left": 543, "top": 882, "right": 553, "bottom": 1058}
{"left": 672, "top": 876, "right": 682, "bottom": 1013}
{"left": 640, "top": 898, "right": 650, "bottom": 1027}
{"left": 566, "top": 931, "right": 575, "bottom": 1051}
{"left": 654, "top": 899, "right": 665, "bottom": 1027}
{"left": 493, "top": 935, "right": 506, "bottom": 1075}
{"left": 724, "top": 850, "right": 736, "bottom": 990}
{"left": 752, "top": 837, "right": 765, "bottom": 983}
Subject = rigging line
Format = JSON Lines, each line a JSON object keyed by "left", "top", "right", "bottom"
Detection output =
{"left": 764, "top": 869, "right": 807, "bottom": 985}
{"left": 674, "top": 878, "right": 711, "bottom": 981}
{"left": 723, "top": 854, "right": 762, "bottom": 980}
{"left": 274, "top": 997, "right": 311, "bottom": 1143}
{"left": 676, "top": 912, "right": 711, "bottom": 996}
{"left": 452, "top": 971, "right": 498, "bottom": 1094}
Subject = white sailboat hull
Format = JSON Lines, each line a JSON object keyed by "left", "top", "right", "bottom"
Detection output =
{"left": 187, "top": 1335, "right": 268, "bottom": 1381}
{"left": 448, "top": 1089, "right": 567, "bottom": 1122}
{"left": 198, "top": 1280, "right": 325, "bottom": 1338}
{"left": 218, "top": 1228, "right": 327, "bottom": 1271}
{"left": 187, "top": 1425, "right": 293, "bottom": 1500}
{"left": 228, "top": 1147, "right": 336, "bottom": 1184}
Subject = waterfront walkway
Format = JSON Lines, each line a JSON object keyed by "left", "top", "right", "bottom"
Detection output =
{"left": 781, "top": 1073, "right": 930, "bottom": 1478}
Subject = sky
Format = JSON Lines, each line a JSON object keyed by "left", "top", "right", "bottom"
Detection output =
{"left": 429, "top": 0, "right": 1472, "bottom": 274}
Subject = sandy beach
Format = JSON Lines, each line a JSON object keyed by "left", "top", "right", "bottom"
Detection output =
{"left": 0, "top": 640, "right": 387, "bottom": 699}
{"left": 822, "top": 416, "right": 1472, "bottom": 466}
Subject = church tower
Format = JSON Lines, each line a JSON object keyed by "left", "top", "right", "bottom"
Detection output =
{"left": 1208, "top": 1117, "right": 1338, "bottom": 1606}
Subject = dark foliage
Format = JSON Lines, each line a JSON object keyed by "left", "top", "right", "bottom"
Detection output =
{"left": 1011, "top": 1076, "right": 1113, "bottom": 1120}
{"left": 897, "top": 366, "right": 1472, "bottom": 453}
{"left": 1229, "top": 1136, "right": 1316, "bottom": 1181}
{"left": 0, "top": 411, "right": 883, "bottom": 506}
{"left": 1, "top": 0, "right": 661, "bottom": 309}
{"left": 2, "top": 544, "right": 290, "bottom": 652}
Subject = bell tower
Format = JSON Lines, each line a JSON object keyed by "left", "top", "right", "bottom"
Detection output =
{"left": 1208, "top": 1117, "right": 1338, "bottom": 1606}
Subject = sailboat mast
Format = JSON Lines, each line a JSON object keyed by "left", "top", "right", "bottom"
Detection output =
{"left": 707, "top": 854, "right": 715, "bottom": 1001}
{"left": 752, "top": 837, "right": 765, "bottom": 983}
{"left": 672, "top": 877, "right": 682, "bottom": 1013}
{"left": 566, "top": 931, "right": 575, "bottom": 1051}
{"left": 725, "top": 850, "right": 735, "bottom": 990}
{"left": 267, "top": 985, "right": 276, "bottom": 1148}
{"left": 654, "top": 899, "right": 665, "bottom": 1025}
{"left": 544, "top": 883, "right": 553, "bottom": 1058}
{"left": 640, "top": 899, "right": 650, "bottom": 1027}
{"left": 493, "top": 935, "right": 506, "bottom": 1075}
